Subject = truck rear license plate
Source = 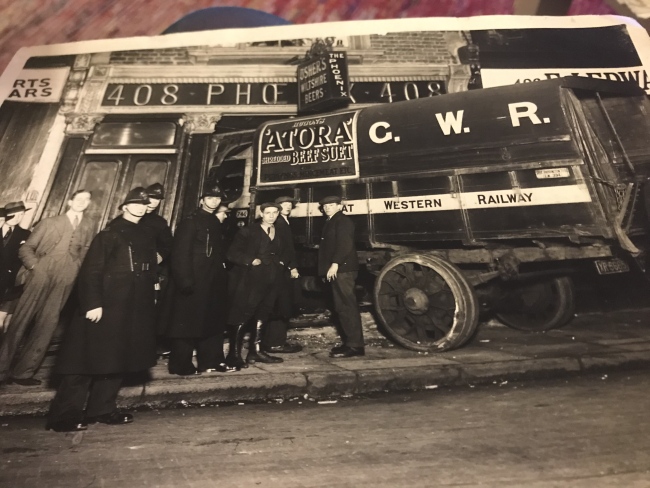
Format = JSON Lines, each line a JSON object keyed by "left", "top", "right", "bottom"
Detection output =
{"left": 594, "top": 258, "right": 630, "bottom": 275}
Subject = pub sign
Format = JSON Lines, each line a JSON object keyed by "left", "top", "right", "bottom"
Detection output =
{"left": 297, "top": 51, "right": 351, "bottom": 115}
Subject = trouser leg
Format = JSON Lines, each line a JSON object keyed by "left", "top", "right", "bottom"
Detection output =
{"left": 196, "top": 333, "right": 225, "bottom": 371}
{"left": 86, "top": 375, "right": 123, "bottom": 417}
{"left": 225, "top": 322, "right": 249, "bottom": 369}
{"left": 48, "top": 374, "right": 92, "bottom": 424}
{"left": 168, "top": 338, "right": 196, "bottom": 374}
{"left": 331, "top": 272, "right": 364, "bottom": 348}
{"left": 264, "top": 273, "right": 291, "bottom": 348}
{"left": 0, "top": 293, "right": 40, "bottom": 381}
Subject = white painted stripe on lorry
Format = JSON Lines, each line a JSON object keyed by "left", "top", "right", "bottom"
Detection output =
{"left": 286, "top": 184, "right": 592, "bottom": 218}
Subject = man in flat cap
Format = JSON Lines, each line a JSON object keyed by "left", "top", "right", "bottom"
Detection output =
{"left": 226, "top": 202, "right": 288, "bottom": 369}
{"left": 0, "top": 192, "right": 96, "bottom": 386}
{"left": 47, "top": 187, "right": 158, "bottom": 432}
{"left": 0, "top": 203, "right": 30, "bottom": 335}
{"left": 163, "top": 185, "right": 230, "bottom": 375}
{"left": 318, "top": 195, "right": 365, "bottom": 358}
{"left": 262, "top": 195, "right": 303, "bottom": 355}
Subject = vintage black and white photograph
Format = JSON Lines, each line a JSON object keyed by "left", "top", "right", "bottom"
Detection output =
{"left": 1, "top": 4, "right": 650, "bottom": 487}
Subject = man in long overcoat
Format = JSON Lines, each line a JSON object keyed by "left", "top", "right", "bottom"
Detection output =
{"left": 226, "top": 202, "right": 287, "bottom": 369}
{"left": 0, "top": 203, "right": 30, "bottom": 333}
{"left": 164, "top": 185, "right": 229, "bottom": 375}
{"left": 46, "top": 188, "right": 158, "bottom": 432}
{"left": 0, "top": 192, "right": 95, "bottom": 386}
{"left": 318, "top": 195, "right": 365, "bottom": 358}
{"left": 262, "top": 196, "right": 302, "bottom": 354}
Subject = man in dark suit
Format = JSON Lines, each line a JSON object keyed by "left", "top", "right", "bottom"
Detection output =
{"left": 0, "top": 202, "right": 31, "bottom": 334}
{"left": 318, "top": 195, "right": 365, "bottom": 358}
{"left": 262, "top": 196, "right": 302, "bottom": 354}
{"left": 0, "top": 191, "right": 95, "bottom": 386}
{"left": 47, "top": 187, "right": 158, "bottom": 432}
{"left": 164, "top": 185, "right": 230, "bottom": 375}
{"left": 226, "top": 202, "right": 287, "bottom": 369}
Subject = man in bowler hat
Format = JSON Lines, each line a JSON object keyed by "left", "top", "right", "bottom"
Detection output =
{"left": 318, "top": 195, "right": 365, "bottom": 358}
{"left": 262, "top": 196, "right": 303, "bottom": 354}
{"left": 226, "top": 202, "right": 287, "bottom": 369}
{"left": 163, "top": 185, "right": 230, "bottom": 375}
{"left": 0, "top": 193, "right": 95, "bottom": 386}
{"left": 47, "top": 188, "right": 158, "bottom": 432}
{"left": 0, "top": 202, "right": 30, "bottom": 333}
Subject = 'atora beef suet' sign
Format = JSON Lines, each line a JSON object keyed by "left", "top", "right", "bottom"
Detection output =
{"left": 297, "top": 51, "right": 350, "bottom": 115}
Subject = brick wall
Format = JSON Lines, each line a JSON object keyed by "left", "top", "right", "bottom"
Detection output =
{"left": 368, "top": 32, "right": 455, "bottom": 64}
{"left": 108, "top": 31, "right": 456, "bottom": 66}
{"left": 110, "top": 48, "right": 194, "bottom": 65}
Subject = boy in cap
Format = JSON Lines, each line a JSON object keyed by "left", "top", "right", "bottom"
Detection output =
{"left": 318, "top": 195, "right": 365, "bottom": 358}
{"left": 1, "top": 205, "right": 31, "bottom": 333}
{"left": 226, "top": 202, "right": 288, "bottom": 368}
{"left": 163, "top": 185, "right": 230, "bottom": 375}
{"left": 262, "top": 196, "right": 302, "bottom": 354}
{"left": 47, "top": 187, "right": 158, "bottom": 432}
{"left": 0, "top": 193, "right": 96, "bottom": 386}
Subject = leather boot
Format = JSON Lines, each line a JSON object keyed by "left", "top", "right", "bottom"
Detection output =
{"left": 246, "top": 320, "right": 283, "bottom": 365}
{"left": 225, "top": 323, "right": 248, "bottom": 370}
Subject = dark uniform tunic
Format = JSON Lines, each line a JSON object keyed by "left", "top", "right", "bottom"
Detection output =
{"left": 165, "top": 208, "right": 227, "bottom": 339}
{"left": 54, "top": 217, "right": 158, "bottom": 375}
{"left": 140, "top": 212, "right": 173, "bottom": 263}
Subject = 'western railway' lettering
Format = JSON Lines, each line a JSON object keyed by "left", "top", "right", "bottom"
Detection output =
{"left": 477, "top": 193, "right": 533, "bottom": 205}
{"left": 384, "top": 199, "right": 442, "bottom": 210}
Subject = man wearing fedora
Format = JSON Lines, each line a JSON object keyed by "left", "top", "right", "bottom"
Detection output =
{"left": 47, "top": 187, "right": 158, "bottom": 432}
{"left": 318, "top": 195, "right": 365, "bottom": 358}
{"left": 163, "top": 185, "right": 231, "bottom": 375}
{"left": 226, "top": 202, "right": 288, "bottom": 369}
{"left": 0, "top": 203, "right": 31, "bottom": 334}
{"left": 0, "top": 192, "right": 95, "bottom": 386}
{"left": 262, "top": 195, "right": 303, "bottom": 355}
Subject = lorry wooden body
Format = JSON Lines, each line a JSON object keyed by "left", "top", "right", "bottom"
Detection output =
{"left": 210, "top": 77, "right": 650, "bottom": 351}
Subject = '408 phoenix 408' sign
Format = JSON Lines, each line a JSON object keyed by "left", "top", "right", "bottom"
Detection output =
{"left": 256, "top": 111, "right": 359, "bottom": 185}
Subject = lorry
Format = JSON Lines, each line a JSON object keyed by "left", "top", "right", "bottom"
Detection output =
{"left": 207, "top": 76, "right": 650, "bottom": 352}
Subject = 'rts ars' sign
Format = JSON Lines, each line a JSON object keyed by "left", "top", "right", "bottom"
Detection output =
{"left": 297, "top": 51, "right": 350, "bottom": 115}
{"left": 6, "top": 68, "right": 70, "bottom": 103}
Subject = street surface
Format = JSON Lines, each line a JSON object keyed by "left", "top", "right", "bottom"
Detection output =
{"left": 1, "top": 370, "right": 649, "bottom": 488}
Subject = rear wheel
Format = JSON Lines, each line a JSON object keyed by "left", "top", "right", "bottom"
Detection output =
{"left": 373, "top": 254, "right": 479, "bottom": 352}
{"left": 495, "top": 276, "right": 575, "bottom": 331}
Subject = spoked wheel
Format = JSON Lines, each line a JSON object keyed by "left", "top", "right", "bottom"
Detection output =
{"left": 495, "top": 276, "right": 575, "bottom": 332}
{"left": 373, "top": 254, "right": 479, "bottom": 352}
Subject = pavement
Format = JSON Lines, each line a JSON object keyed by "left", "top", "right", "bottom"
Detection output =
{"left": 1, "top": 307, "right": 649, "bottom": 417}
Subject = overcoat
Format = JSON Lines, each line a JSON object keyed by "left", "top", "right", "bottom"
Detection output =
{"left": 227, "top": 222, "right": 286, "bottom": 324}
{"left": 0, "top": 226, "right": 30, "bottom": 302}
{"left": 164, "top": 208, "right": 227, "bottom": 338}
{"left": 140, "top": 212, "right": 173, "bottom": 262}
{"left": 54, "top": 217, "right": 158, "bottom": 375}
{"left": 317, "top": 211, "right": 359, "bottom": 276}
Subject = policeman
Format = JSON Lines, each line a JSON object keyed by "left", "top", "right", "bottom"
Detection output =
{"left": 164, "top": 185, "right": 230, "bottom": 375}
{"left": 47, "top": 187, "right": 158, "bottom": 432}
{"left": 318, "top": 195, "right": 365, "bottom": 358}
